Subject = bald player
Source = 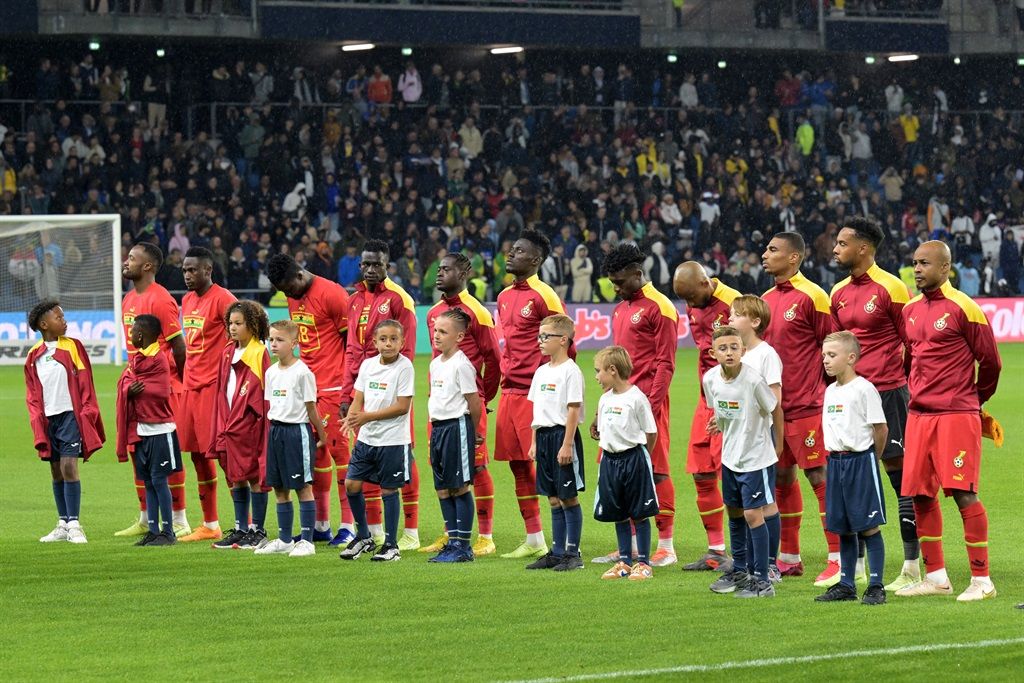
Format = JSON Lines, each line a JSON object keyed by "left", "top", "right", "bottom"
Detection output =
{"left": 896, "top": 241, "right": 1001, "bottom": 601}
{"left": 673, "top": 261, "right": 740, "bottom": 571}
{"left": 761, "top": 232, "right": 837, "bottom": 584}
{"left": 830, "top": 217, "right": 920, "bottom": 591}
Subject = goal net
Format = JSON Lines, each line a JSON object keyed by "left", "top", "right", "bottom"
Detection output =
{"left": 0, "top": 214, "right": 122, "bottom": 365}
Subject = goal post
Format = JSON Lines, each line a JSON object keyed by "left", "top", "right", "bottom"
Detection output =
{"left": 0, "top": 214, "right": 123, "bottom": 365}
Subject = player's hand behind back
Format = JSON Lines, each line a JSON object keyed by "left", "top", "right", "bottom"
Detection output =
{"left": 589, "top": 419, "right": 600, "bottom": 441}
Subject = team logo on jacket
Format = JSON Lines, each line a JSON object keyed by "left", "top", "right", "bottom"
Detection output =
{"left": 864, "top": 295, "right": 878, "bottom": 313}
{"left": 804, "top": 430, "right": 816, "bottom": 447}
{"left": 378, "top": 301, "right": 391, "bottom": 315}
{"left": 239, "top": 381, "right": 249, "bottom": 396}
{"left": 521, "top": 300, "right": 534, "bottom": 317}
{"left": 784, "top": 303, "right": 798, "bottom": 321}
{"left": 630, "top": 309, "right": 644, "bottom": 324}
{"left": 712, "top": 313, "right": 724, "bottom": 329}
{"left": 934, "top": 312, "right": 951, "bottom": 330}
{"left": 953, "top": 450, "right": 965, "bottom": 468}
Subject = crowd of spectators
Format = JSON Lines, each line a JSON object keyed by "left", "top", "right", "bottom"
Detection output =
{"left": 2, "top": 48, "right": 1024, "bottom": 307}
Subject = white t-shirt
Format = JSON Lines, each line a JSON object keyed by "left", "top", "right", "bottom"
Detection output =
{"left": 428, "top": 350, "right": 477, "bottom": 421}
{"left": 36, "top": 341, "right": 73, "bottom": 416}
{"left": 702, "top": 365, "right": 778, "bottom": 472}
{"left": 597, "top": 385, "right": 657, "bottom": 454}
{"left": 528, "top": 359, "right": 585, "bottom": 428}
{"left": 823, "top": 376, "right": 885, "bottom": 453}
{"left": 226, "top": 347, "right": 243, "bottom": 409}
{"left": 265, "top": 359, "right": 317, "bottom": 424}
{"left": 741, "top": 341, "right": 782, "bottom": 387}
{"left": 354, "top": 355, "right": 414, "bottom": 447}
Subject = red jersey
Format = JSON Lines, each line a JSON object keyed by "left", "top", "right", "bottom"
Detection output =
{"left": 342, "top": 278, "right": 416, "bottom": 402}
{"left": 688, "top": 278, "right": 741, "bottom": 382}
{"left": 497, "top": 275, "right": 567, "bottom": 395}
{"left": 115, "top": 342, "right": 175, "bottom": 460}
{"left": 427, "top": 290, "right": 502, "bottom": 402}
{"left": 289, "top": 276, "right": 350, "bottom": 393}
{"left": 763, "top": 271, "right": 833, "bottom": 419}
{"left": 902, "top": 281, "right": 1001, "bottom": 414}
{"left": 181, "top": 284, "right": 237, "bottom": 390}
{"left": 830, "top": 263, "right": 910, "bottom": 392}
{"left": 122, "top": 282, "right": 182, "bottom": 391}
{"left": 612, "top": 282, "right": 678, "bottom": 406}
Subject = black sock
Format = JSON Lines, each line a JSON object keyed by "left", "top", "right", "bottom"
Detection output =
{"left": 886, "top": 469, "right": 920, "bottom": 561}
{"left": 382, "top": 491, "right": 400, "bottom": 546}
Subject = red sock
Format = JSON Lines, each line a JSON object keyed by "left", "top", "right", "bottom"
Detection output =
{"left": 191, "top": 453, "right": 219, "bottom": 524}
{"left": 401, "top": 458, "right": 420, "bottom": 530}
{"left": 812, "top": 480, "right": 839, "bottom": 553}
{"left": 473, "top": 468, "right": 495, "bottom": 536}
{"left": 169, "top": 469, "right": 187, "bottom": 512}
{"left": 510, "top": 461, "right": 542, "bottom": 534}
{"left": 960, "top": 501, "right": 989, "bottom": 577}
{"left": 694, "top": 477, "right": 725, "bottom": 548}
{"left": 134, "top": 477, "right": 146, "bottom": 511}
{"left": 333, "top": 442, "right": 352, "bottom": 526}
{"left": 337, "top": 476, "right": 353, "bottom": 526}
{"left": 914, "top": 497, "right": 945, "bottom": 575}
{"left": 364, "top": 482, "right": 383, "bottom": 526}
{"left": 653, "top": 477, "right": 675, "bottom": 541}
{"left": 776, "top": 479, "right": 803, "bottom": 556}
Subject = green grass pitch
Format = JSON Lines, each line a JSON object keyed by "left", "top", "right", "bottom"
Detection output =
{"left": 1, "top": 347, "right": 1022, "bottom": 681}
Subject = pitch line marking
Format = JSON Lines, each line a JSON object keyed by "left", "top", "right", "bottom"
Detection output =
{"left": 506, "top": 637, "right": 1024, "bottom": 683}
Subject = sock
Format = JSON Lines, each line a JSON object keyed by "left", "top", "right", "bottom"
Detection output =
{"left": 382, "top": 491, "right": 401, "bottom": 546}
{"left": 694, "top": 477, "right": 725, "bottom": 549}
{"left": 347, "top": 490, "right": 369, "bottom": 540}
{"left": 277, "top": 502, "right": 294, "bottom": 541}
{"left": 454, "top": 491, "right": 475, "bottom": 543}
{"left": 144, "top": 482, "right": 160, "bottom": 534}
{"left": 839, "top": 533, "right": 858, "bottom": 589}
{"left": 168, "top": 468, "right": 187, "bottom": 512}
{"left": 550, "top": 506, "right": 566, "bottom": 557}
{"left": 299, "top": 500, "right": 316, "bottom": 543}
{"left": 231, "top": 487, "right": 250, "bottom": 530}
{"left": 511, "top": 461, "right": 542, "bottom": 535}
{"left": 886, "top": 469, "right": 920, "bottom": 561}
{"left": 192, "top": 453, "right": 219, "bottom": 525}
{"left": 749, "top": 522, "right": 769, "bottom": 580}
{"left": 764, "top": 512, "right": 780, "bottom": 565}
{"left": 564, "top": 504, "right": 582, "bottom": 556}
{"left": 654, "top": 477, "right": 675, "bottom": 542}
{"left": 526, "top": 531, "right": 545, "bottom": 547}
{"left": 314, "top": 520, "right": 330, "bottom": 532}
{"left": 364, "top": 482, "right": 383, "bottom": 526}
{"left": 64, "top": 480, "right": 81, "bottom": 522}
{"left": 337, "top": 476, "right": 353, "bottom": 527}
{"left": 776, "top": 479, "right": 803, "bottom": 557}
{"left": 153, "top": 475, "right": 173, "bottom": 534}
{"left": 473, "top": 468, "right": 495, "bottom": 536}
{"left": 959, "top": 501, "right": 989, "bottom": 578}
{"left": 439, "top": 496, "right": 457, "bottom": 536}
{"left": 401, "top": 459, "right": 420, "bottom": 533}
{"left": 134, "top": 476, "right": 147, "bottom": 512}
{"left": 729, "top": 516, "right": 748, "bottom": 573}
{"left": 634, "top": 518, "right": 652, "bottom": 564}
{"left": 913, "top": 497, "right": 945, "bottom": 577}
{"left": 864, "top": 532, "right": 885, "bottom": 588}
{"left": 813, "top": 480, "right": 840, "bottom": 554}
{"left": 614, "top": 520, "right": 632, "bottom": 562}
{"left": 52, "top": 480, "right": 68, "bottom": 521}
{"left": 313, "top": 462, "right": 332, "bottom": 525}
{"left": 251, "top": 490, "right": 269, "bottom": 531}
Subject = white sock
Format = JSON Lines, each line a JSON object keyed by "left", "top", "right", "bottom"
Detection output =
{"left": 631, "top": 534, "right": 638, "bottom": 555}
{"left": 369, "top": 523, "right": 383, "bottom": 538}
{"left": 203, "top": 521, "right": 220, "bottom": 530}
{"left": 172, "top": 509, "right": 188, "bottom": 526}
{"left": 926, "top": 567, "right": 950, "bottom": 585}
{"left": 974, "top": 575, "right": 993, "bottom": 585}
{"left": 341, "top": 523, "right": 354, "bottom": 533}
{"left": 855, "top": 557, "right": 865, "bottom": 574}
{"left": 657, "top": 537, "right": 674, "bottom": 552}
{"left": 827, "top": 552, "right": 841, "bottom": 562}
{"left": 709, "top": 544, "right": 726, "bottom": 552}
{"left": 779, "top": 552, "right": 801, "bottom": 564}
{"left": 526, "top": 531, "right": 545, "bottom": 547}
{"left": 138, "top": 510, "right": 147, "bottom": 525}
{"left": 315, "top": 521, "right": 330, "bottom": 532}
{"left": 902, "top": 559, "right": 920, "bottom": 577}
{"left": 479, "top": 533, "right": 492, "bottom": 539}
{"left": 403, "top": 528, "right": 419, "bottom": 540}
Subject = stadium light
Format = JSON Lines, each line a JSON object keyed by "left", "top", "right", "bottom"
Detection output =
{"left": 401, "top": 47, "right": 413, "bottom": 57}
{"left": 490, "top": 46, "right": 524, "bottom": 55}
{"left": 341, "top": 43, "right": 375, "bottom": 52}
{"left": 156, "top": 48, "right": 166, "bottom": 58}
{"left": 716, "top": 60, "right": 727, "bottom": 69}
{"left": 1018, "top": 56, "right": 1024, "bottom": 66}
{"left": 953, "top": 56, "right": 961, "bottom": 65}
{"left": 864, "top": 56, "right": 876, "bottom": 64}
{"left": 89, "top": 41, "right": 100, "bottom": 51}
{"left": 888, "top": 54, "right": 919, "bottom": 63}
{"left": 666, "top": 53, "right": 678, "bottom": 64}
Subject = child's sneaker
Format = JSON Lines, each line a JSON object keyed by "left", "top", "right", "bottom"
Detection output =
{"left": 339, "top": 536, "right": 376, "bottom": 560}
{"left": 371, "top": 543, "right": 402, "bottom": 562}
{"left": 735, "top": 578, "right": 775, "bottom": 598}
{"left": 66, "top": 522, "right": 88, "bottom": 544}
{"left": 815, "top": 583, "right": 858, "bottom": 602}
{"left": 146, "top": 531, "right": 178, "bottom": 546}
{"left": 255, "top": 538, "right": 294, "bottom": 555}
{"left": 212, "top": 529, "right": 246, "bottom": 549}
{"left": 628, "top": 562, "right": 653, "bottom": 581}
{"left": 134, "top": 531, "right": 160, "bottom": 546}
{"left": 862, "top": 584, "right": 887, "bottom": 605}
{"left": 553, "top": 553, "right": 585, "bottom": 572}
{"left": 526, "top": 552, "right": 563, "bottom": 570}
{"left": 768, "top": 564, "right": 783, "bottom": 585}
{"left": 233, "top": 529, "right": 260, "bottom": 550}
{"left": 40, "top": 522, "right": 68, "bottom": 543}
{"left": 601, "top": 561, "right": 632, "bottom": 580}
{"left": 428, "top": 543, "right": 459, "bottom": 563}
{"left": 710, "top": 570, "right": 749, "bottom": 594}
{"left": 455, "top": 541, "right": 475, "bottom": 563}
{"left": 289, "top": 540, "right": 316, "bottom": 557}
{"left": 247, "top": 528, "right": 269, "bottom": 551}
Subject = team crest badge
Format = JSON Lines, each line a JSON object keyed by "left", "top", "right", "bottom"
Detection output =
{"left": 864, "top": 295, "right": 878, "bottom": 313}
{"left": 630, "top": 309, "right": 643, "bottom": 324}
{"left": 712, "top": 313, "right": 724, "bottom": 329}
{"left": 953, "top": 450, "right": 965, "bottom": 468}
{"left": 934, "top": 313, "right": 950, "bottom": 330}
{"left": 804, "top": 430, "right": 816, "bottom": 448}
{"left": 521, "top": 300, "right": 534, "bottom": 317}
{"left": 378, "top": 301, "right": 391, "bottom": 315}
{"left": 239, "top": 381, "right": 249, "bottom": 396}
{"left": 784, "top": 303, "right": 798, "bottom": 321}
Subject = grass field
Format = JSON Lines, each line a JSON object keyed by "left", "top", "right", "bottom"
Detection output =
{"left": 1, "top": 347, "right": 1022, "bottom": 682}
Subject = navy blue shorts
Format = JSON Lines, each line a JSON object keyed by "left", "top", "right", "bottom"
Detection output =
{"left": 265, "top": 422, "right": 315, "bottom": 490}
{"left": 593, "top": 445, "right": 659, "bottom": 523}
{"left": 46, "top": 411, "right": 83, "bottom": 461}
{"left": 133, "top": 431, "right": 183, "bottom": 482}
{"left": 722, "top": 464, "right": 777, "bottom": 510}
{"left": 535, "top": 425, "right": 585, "bottom": 500}
{"left": 349, "top": 441, "right": 412, "bottom": 489}
{"left": 879, "top": 386, "right": 909, "bottom": 461}
{"left": 429, "top": 416, "right": 475, "bottom": 491}
{"left": 826, "top": 449, "right": 887, "bottom": 534}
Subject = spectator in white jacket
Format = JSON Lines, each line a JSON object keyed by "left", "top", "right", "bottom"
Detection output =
{"left": 397, "top": 62, "right": 422, "bottom": 103}
{"left": 679, "top": 72, "right": 699, "bottom": 109}
{"left": 979, "top": 212, "right": 1002, "bottom": 262}
{"left": 458, "top": 116, "right": 483, "bottom": 159}
{"left": 659, "top": 193, "right": 683, "bottom": 227}
{"left": 884, "top": 78, "right": 903, "bottom": 117}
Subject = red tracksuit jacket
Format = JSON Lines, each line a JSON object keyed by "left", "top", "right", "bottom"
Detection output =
{"left": 209, "top": 338, "right": 270, "bottom": 481}
{"left": 116, "top": 342, "right": 175, "bottom": 461}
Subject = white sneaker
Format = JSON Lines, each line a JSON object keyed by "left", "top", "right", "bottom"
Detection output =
{"left": 255, "top": 538, "right": 295, "bottom": 555}
{"left": 66, "top": 524, "right": 88, "bottom": 544}
{"left": 956, "top": 578, "right": 998, "bottom": 602}
{"left": 40, "top": 523, "right": 68, "bottom": 542}
{"left": 289, "top": 540, "right": 316, "bottom": 557}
